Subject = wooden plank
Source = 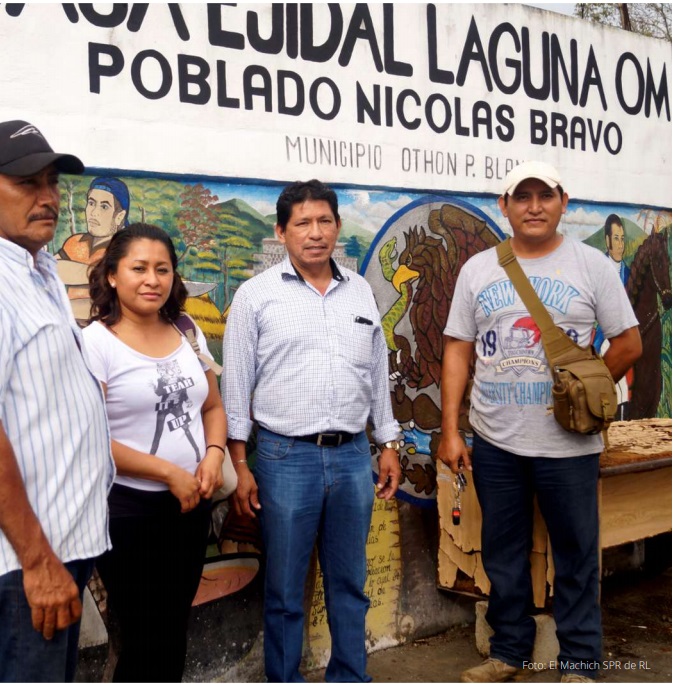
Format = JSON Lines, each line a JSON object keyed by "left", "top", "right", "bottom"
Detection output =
{"left": 437, "top": 546, "right": 458, "bottom": 589}
{"left": 601, "top": 418, "right": 671, "bottom": 469}
{"left": 530, "top": 552, "right": 548, "bottom": 608}
{"left": 473, "top": 552, "right": 491, "bottom": 595}
{"left": 546, "top": 543, "right": 555, "bottom": 599}
{"left": 600, "top": 467, "right": 672, "bottom": 548}
{"left": 437, "top": 463, "right": 482, "bottom": 553}
{"left": 531, "top": 500, "right": 550, "bottom": 606}
{"left": 436, "top": 419, "right": 672, "bottom": 599}
{"left": 441, "top": 529, "right": 478, "bottom": 577}
{"left": 531, "top": 497, "right": 548, "bottom": 554}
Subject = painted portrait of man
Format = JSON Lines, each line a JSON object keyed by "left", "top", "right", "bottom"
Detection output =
{"left": 56, "top": 177, "right": 130, "bottom": 322}
{"left": 604, "top": 213, "right": 630, "bottom": 286}
{"left": 595, "top": 213, "right": 632, "bottom": 418}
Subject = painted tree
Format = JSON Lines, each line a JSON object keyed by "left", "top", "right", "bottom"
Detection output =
{"left": 53, "top": 175, "right": 91, "bottom": 253}
{"left": 131, "top": 177, "right": 184, "bottom": 228}
{"left": 575, "top": 3, "right": 671, "bottom": 40}
{"left": 212, "top": 208, "right": 254, "bottom": 308}
{"left": 176, "top": 185, "right": 255, "bottom": 309}
{"left": 176, "top": 183, "right": 222, "bottom": 260}
{"left": 60, "top": 178, "right": 78, "bottom": 235}
{"left": 344, "top": 234, "right": 363, "bottom": 259}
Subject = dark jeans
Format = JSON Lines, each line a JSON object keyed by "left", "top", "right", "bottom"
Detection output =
{"left": 0, "top": 557, "right": 94, "bottom": 682}
{"left": 97, "top": 485, "right": 210, "bottom": 683}
{"left": 472, "top": 432, "right": 602, "bottom": 679}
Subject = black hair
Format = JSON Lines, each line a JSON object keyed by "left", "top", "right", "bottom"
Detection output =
{"left": 275, "top": 179, "right": 340, "bottom": 231}
{"left": 604, "top": 213, "right": 623, "bottom": 239}
{"left": 88, "top": 222, "right": 187, "bottom": 326}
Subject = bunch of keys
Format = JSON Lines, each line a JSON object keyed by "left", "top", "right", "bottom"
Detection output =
{"left": 452, "top": 472, "right": 467, "bottom": 526}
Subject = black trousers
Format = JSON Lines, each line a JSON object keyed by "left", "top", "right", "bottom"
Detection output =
{"left": 97, "top": 485, "right": 210, "bottom": 683}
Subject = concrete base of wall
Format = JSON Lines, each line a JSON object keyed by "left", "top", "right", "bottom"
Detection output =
{"left": 475, "top": 601, "right": 560, "bottom": 669}
{"left": 77, "top": 502, "right": 478, "bottom": 682}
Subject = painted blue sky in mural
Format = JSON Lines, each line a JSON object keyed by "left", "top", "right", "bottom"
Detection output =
{"left": 205, "top": 181, "right": 419, "bottom": 236}
{"left": 205, "top": 178, "right": 661, "bottom": 244}
{"left": 472, "top": 199, "right": 656, "bottom": 242}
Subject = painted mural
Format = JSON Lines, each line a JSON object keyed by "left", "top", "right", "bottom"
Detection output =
{"left": 51, "top": 174, "right": 670, "bottom": 505}
{"left": 1, "top": 3, "right": 670, "bottom": 681}
{"left": 363, "top": 198, "right": 502, "bottom": 507}
{"left": 50, "top": 174, "right": 671, "bottom": 677}
{"left": 364, "top": 196, "right": 672, "bottom": 506}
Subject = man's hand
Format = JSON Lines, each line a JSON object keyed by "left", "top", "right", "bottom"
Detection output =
{"left": 22, "top": 555, "right": 81, "bottom": 640}
{"left": 234, "top": 464, "right": 261, "bottom": 518}
{"left": 376, "top": 448, "right": 401, "bottom": 500}
{"left": 0, "top": 424, "right": 82, "bottom": 640}
{"left": 436, "top": 431, "right": 471, "bottom": 474}
{"left": 438, "top": 337, "right": 474, "bottom": 474}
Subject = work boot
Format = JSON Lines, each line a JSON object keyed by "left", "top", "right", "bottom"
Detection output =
{"left": 460, "top": 658, "right": 523, "bottom": 682}
{"left": 560, "top": 675, "right": 594, "bottom": 683}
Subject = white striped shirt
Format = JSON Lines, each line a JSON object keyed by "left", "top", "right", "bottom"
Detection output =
{"left": 0, "top": 237, "right": 114, "bottom": 576}
{"left": 223, "top": 256, "right": 400, "bottom": 444}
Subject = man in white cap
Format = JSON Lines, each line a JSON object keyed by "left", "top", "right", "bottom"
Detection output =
{"left": 0, "top": 120, "right": 114, "bottom": 681}
{"left": 437, "top": 161, "right": 641, "bottom": 683}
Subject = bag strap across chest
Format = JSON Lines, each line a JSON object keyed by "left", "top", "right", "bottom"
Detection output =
{"left": 174, "top": 313, "right": 223, "bottom": 376}
{"left": 496, "top": 238, "right": 591, "bottom": 364}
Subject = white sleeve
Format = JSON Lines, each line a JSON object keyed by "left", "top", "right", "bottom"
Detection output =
{"left": 81, "top": 322, "right": 111, "bottom": 384}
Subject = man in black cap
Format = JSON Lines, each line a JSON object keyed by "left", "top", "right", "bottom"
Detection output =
{"left": 0, "top": 120, "right": 114, "bottom": 681}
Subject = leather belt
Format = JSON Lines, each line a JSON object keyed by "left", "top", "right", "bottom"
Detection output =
{"left": 293, "top": 432, "right": 355, "bottom": 447}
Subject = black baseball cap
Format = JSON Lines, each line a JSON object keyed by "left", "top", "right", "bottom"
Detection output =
{"left": 0, "top": 120, "right": 84, "bottom": 176}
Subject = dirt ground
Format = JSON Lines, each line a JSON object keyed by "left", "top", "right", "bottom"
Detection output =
{"left": 308, "top": 563, "right": 671, "bottom": 683}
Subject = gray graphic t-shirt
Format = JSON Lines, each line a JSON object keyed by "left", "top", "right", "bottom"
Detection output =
{"left": 445, "top": 237, "right": 638, "bottom": 457}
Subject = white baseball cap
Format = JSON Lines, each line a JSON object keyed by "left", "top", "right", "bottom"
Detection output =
{"left": 502, "top": 161, "right": 562, "bottom": 197}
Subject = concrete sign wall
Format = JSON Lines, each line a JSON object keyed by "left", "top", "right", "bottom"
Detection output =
{"left": 0, "top": 3, "right": 670, "bottom": 204}
{"left": 1, "top": 4, "right": 670, "bottom": 681}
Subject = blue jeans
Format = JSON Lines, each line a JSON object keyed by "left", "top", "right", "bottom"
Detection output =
{"left": 255, "top": 429, "right": 375, "bottom": 683}
{"left": 472, "top": 432, "right": 602, "bottom": 679}
{"left": 0, "top": 557, "right": 95, "bottom": 682}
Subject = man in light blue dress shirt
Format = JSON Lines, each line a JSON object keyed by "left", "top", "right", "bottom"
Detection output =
{"left": 0, "top": 120, "right": 114, "bottom": 682}
{"left": 223, "top": 179, "right": 401, "bottom": 683}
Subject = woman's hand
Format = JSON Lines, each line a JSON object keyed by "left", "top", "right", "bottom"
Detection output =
{"left": 166, "top": 465, "right": 201, "bottom": 512}
{"left": 195, "top": 448, "right": 225, "bottom": 499}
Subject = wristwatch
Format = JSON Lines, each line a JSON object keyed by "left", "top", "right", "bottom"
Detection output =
{"left": 380, "top": 440, "right": 402, "bottom": 453}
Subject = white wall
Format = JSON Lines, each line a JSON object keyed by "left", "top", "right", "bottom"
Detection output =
{"left": 0, "top": 3, "right": 670, "bottom": 205}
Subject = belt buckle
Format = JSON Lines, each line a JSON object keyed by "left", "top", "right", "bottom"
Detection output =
{"left": 317, "top": 433, "right": 341, "bottom": 447}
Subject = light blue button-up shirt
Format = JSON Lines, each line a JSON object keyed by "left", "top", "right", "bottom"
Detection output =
{"left": 223, "top": 256, "right": 400, "bottom": 444}
{"left": 0, "top": 237, "right": 114, "bottom": 575}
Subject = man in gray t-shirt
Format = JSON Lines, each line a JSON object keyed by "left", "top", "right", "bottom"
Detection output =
{"left": 438, "top": 162, "right": 641, "bottom": 684}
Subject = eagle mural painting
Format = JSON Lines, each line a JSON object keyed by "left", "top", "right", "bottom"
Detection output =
{"left": 363, "top": 198, "right": 502, "bottom": 506}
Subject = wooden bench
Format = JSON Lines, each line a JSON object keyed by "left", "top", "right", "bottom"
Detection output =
{"left": 437, "top": 418, "right": 672, "bottom": 607}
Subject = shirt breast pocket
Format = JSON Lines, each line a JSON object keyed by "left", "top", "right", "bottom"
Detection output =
{"left": 338, "top": 315, "right": 374, "bottom": 368}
